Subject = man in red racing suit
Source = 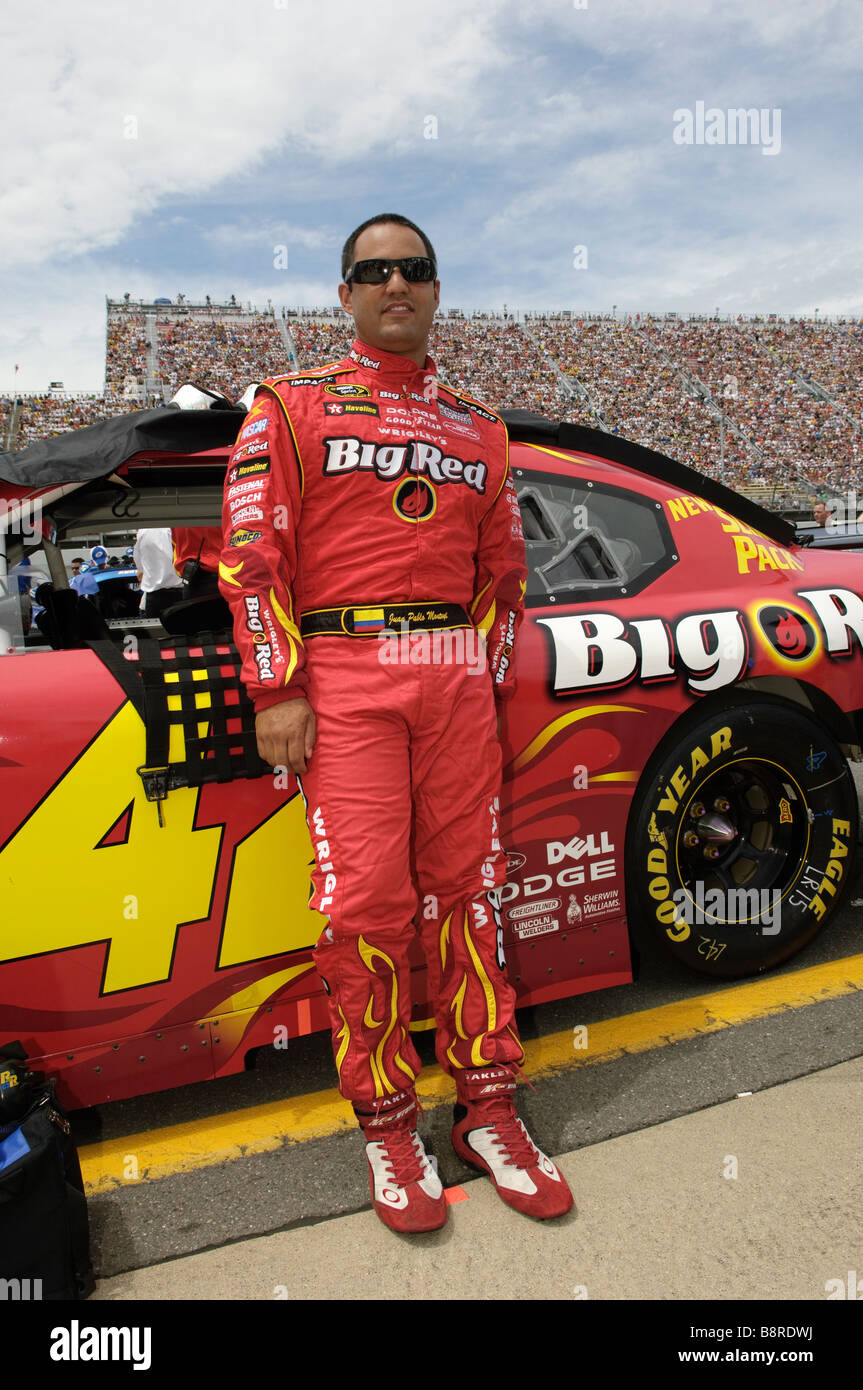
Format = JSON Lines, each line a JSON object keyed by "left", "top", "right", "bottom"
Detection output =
{"left": 219, "top": 214, "right": 573, "bottom": 1232}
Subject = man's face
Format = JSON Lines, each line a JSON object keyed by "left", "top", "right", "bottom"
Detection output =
{"left": 814, "top": 502, "right": 827, "bottom": 526}
{"left": 338, "top": 223, "right": 440, "bottom": 368}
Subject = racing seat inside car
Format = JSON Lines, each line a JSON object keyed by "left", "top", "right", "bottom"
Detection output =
{"left": 159, "top": 593, "right": 233, "bottom": 637}
{"left": 33, "top": 583, "right": 112, "bottom": 650}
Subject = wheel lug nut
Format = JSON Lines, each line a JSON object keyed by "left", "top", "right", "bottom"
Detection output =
{"left": 690, "top": 802, "right": 705, "bottom": 819}
{"left": 714, "top": 797, "right": 731, "bottom": 812}
{"left": 683, "top": 831, "right": 699, "bottom": 848}
{"left": 703, "top": 846, "right": 720, "bottom": 860}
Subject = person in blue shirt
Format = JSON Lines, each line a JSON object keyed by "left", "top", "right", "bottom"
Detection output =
{"left": 70, "top": 562, "right": 100, "bottom": 598}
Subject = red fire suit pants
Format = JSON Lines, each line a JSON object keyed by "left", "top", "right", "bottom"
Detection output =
{"left": 298, "top": 632, "right": 524, "bottom": 1106}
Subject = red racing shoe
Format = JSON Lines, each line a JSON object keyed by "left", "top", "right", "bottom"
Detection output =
{"left": 354, "top": 1091, "right": 447, "bottom": 1234}
{"left": 451, "top": 1068, "right": 573, "bottom": 1220}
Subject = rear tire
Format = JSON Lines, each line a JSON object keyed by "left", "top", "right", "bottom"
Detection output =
{"left": 627, "top": 695, "right": 858, "bottom": 978}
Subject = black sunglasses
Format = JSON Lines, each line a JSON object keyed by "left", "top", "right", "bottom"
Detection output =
{"left": 345, "top": 256, "right": 437, "bottom": 285}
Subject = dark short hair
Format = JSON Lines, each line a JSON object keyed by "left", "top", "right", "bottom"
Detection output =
{"left": 341, "top": 214, "right": 436, "bottom": 281}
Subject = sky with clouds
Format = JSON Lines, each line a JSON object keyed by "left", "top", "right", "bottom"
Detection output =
{"left": 2, "top": 0, "right": 861, "bottom": 390}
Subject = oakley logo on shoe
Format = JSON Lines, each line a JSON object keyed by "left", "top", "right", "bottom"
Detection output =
{"left": 378, "top": 1089, "right": 413, "bottom": 1108}
{"left": 322, "top": 437, "right": 488, "bottom": 493}
{"left": 361, "top": 1091, "right": 415, "bottom": 1126}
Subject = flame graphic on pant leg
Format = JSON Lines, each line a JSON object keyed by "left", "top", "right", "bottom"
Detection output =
{"left": 357, "top": 935, "right": 415, "bottom": 1096}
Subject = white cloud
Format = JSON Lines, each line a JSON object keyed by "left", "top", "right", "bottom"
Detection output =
{"left": 0, "top": 0, "right": 509, "bottom": 269}
{"left": 2, "top": 0, "right": 861, "bottom": 395}
{"left": 201, "top": 220, "right": 340, "bottom": 251}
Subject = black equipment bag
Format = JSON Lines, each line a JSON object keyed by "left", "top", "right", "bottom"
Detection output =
{"left": 0, "top": 1042, "right": 95, "bottom": 1300}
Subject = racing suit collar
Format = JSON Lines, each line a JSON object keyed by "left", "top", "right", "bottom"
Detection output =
{"left": 348, "top": 339, "right": 438, "bottom": 382}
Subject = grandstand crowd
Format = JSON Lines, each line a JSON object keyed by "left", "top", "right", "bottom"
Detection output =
{"left": 3, "top": 299, "right": 862, "bottom": 510}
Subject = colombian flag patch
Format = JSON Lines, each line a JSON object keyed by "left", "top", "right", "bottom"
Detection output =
{"left": 353, "top": 608, "right": 386, "bottom": 633}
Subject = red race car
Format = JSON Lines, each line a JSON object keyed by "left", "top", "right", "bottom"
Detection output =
{"left": 0, "top": 404, "right": 860, "bottom": 1107}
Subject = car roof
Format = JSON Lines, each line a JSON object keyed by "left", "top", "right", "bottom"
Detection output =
{"left": 0, "top": 400, "right": 795, "bottom": 551}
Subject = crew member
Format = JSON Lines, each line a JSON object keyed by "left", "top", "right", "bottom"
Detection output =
{"left": 133, "top": 528, "right": 183, "bottom": 617}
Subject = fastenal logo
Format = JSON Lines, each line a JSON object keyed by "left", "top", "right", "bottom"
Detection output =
{"left": 673, "top": 102, "right": 781, "bottom": 156}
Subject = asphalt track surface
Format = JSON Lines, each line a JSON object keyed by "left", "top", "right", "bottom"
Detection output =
{"left": 68, "top": 770, "right": 863, "bottom": 1287}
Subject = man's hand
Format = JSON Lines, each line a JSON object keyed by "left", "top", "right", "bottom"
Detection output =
{"left": 256, "top": 698, "right": 317, "bottom": 775}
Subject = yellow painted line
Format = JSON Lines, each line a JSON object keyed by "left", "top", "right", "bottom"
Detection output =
{"left": 79, "top": 952, "right": 863, "bottom": 1195}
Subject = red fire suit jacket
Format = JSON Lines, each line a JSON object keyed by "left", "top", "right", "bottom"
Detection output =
{"left": 217, "top": 339, "right": 527, "bottom": 713}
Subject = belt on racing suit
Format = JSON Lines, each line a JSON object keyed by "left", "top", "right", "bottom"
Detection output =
{"left": 300, "top": 602, "right": 471, "bottom": 638}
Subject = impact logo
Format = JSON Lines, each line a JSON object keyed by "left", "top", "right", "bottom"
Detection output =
{"left": 756, "top": 605, "right": 817, "bottom": 661}
{"left": 393, "top": 478, "right": 436, "bottom": 522}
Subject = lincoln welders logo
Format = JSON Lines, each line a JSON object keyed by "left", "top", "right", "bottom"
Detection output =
{"left": 757, "top": 605, "right": 817, "bottom": 660}
{"left": 393, "top": 478, "right": 436, "bottom": 522}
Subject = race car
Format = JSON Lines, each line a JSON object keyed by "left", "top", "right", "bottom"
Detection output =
{"left": 1, "top": 400, "right": 861, "bottom": 1108}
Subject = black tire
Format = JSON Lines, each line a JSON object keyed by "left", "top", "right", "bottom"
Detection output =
{"left": 627, "top": 694, "right": 858, "bottom": 978}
